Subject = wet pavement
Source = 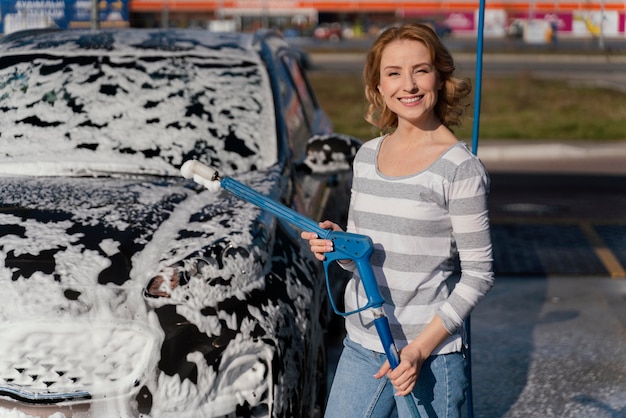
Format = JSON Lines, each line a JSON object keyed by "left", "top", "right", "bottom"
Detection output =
{"left": 487, "top": 172, "right": 626, "bottom": 278}
{"left": 470, "top": 276, "right": 626, "bottom": 418}
{"left": 482, "top": 141, "right": 626, "bottom": 278}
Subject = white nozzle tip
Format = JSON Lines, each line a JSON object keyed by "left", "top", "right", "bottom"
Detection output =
{"left": 180, "top": 160, "right": 196, "bottom": 179}
{"left": 181, "top": 160, "right": 222, "bottom": 193}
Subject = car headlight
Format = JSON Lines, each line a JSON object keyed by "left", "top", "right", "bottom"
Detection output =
{"left": 144, "top": 238, "right": 260, "bottom": 299}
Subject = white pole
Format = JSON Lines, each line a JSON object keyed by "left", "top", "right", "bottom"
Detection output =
{"left": 599, "top": 0, "right": 605, "bottom": 49}
{"left": 91, "top": 0, "right": 98, "bottom": 29}
{"left": 162, "top": 0, "right": 169, "bottom": 28}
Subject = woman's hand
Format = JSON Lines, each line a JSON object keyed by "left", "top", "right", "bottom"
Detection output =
{"left": 374, "top": 315, "right": 451, "bottom": 396}
{"left": 374, "top": 345, "right": 426, "bottom": 396}
{"left": 300, "top": 220, "right": 343, "bottom": 261}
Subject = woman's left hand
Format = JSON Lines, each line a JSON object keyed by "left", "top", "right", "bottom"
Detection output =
{"left": 374, "top": 316, "right": 451, "bottom": 396}
{"left": 374, "top": 345, "right": 426, "bottom": 396}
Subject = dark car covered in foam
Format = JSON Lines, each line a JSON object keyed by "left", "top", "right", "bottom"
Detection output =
{"left": 0, "top": 28, "right": 360, "bottom": 417}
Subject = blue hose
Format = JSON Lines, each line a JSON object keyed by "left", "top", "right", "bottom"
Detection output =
{"left": 472, "top": 0, "right": 486, "bottom": 156}
{"left": 467, "top": 2, "right": 486, "bottom": 417}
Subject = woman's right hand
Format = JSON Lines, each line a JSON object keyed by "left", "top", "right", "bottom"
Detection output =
{"left": 300, "top": 220, "right": 343, "bottom": 261}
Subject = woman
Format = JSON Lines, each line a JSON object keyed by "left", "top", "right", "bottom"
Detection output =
{"left": 301, "top": 23, "right": 494, "bottom": 417}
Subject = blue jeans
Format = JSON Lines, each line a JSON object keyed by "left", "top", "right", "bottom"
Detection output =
{"left": 325, "top": 337, "right": 468, "bottom": 418}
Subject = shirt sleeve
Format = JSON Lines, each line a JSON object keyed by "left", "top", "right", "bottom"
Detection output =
{"left": 437, "top": 157, "right": 495, "bottom": 334}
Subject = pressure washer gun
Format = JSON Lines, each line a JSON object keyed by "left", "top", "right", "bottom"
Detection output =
{"left": 181, "top": 160, "right": 421, "bottom": 417}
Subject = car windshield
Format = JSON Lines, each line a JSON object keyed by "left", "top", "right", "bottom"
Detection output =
{"left": 0, "top": 33, "right": 277, "bottom": 177}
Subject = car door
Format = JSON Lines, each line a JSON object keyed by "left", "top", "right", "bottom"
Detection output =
{"left": 276, "top": 50, "right": 349, "bottom": 228}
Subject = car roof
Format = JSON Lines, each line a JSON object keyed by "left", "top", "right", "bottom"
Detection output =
{"left": 0, "top": 28, "right": 263, "bottom": 59}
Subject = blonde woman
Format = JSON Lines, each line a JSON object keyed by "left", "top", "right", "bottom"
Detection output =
{"left": 302, "top": 23, "right": 494, "bottom": 417}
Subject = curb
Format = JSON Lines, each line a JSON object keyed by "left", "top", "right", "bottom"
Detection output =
{"left": 477, "top": 141, "right": 626, "bottom": 161}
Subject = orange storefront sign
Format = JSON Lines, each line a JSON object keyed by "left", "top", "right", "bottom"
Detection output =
{"left": 130, "top": 0, "right": 624, "bottom": 13}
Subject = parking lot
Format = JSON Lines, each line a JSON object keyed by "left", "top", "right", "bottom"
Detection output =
{"left": 482, "top": 140, "right": 626, "bottom": 278}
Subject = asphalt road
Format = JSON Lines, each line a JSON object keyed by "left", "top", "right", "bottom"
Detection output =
{"left": 307, "top": 49, "right": 626, "bottom": 92}
{"left": 314, "top": 47, "right": 626, "bottom": 417}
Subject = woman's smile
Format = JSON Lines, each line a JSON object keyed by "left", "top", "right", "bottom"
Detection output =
{"left": 398, "top": 95, "right": 424, "bottom": 105}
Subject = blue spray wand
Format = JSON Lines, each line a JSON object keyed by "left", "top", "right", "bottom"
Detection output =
{"left": 181, "top": 160, "right": 421, "bottom": 417}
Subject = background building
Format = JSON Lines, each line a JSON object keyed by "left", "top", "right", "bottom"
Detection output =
{"left": 1, "top": 0, "right": 624, "bottom": 39}
{"left": 127, "top": 0, "right": 626, "bottom": 39}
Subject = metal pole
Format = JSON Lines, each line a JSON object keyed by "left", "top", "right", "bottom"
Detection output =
{"left": 599, "top": 0, "right": 605, "bottom": 50}
{"left": 162, "top": 0, "right": 169, "bottom": 28}
{"left": 90, "top": 0, "right": 98, "bottom": 30}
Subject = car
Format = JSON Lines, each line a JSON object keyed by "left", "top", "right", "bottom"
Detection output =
{"left": 0, "top": 28, "right": 360, "bottom": 417}
{"left": 313, "top": 23, "right": 343, "bottom": 42}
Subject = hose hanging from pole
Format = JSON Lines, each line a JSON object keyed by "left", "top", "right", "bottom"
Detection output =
{"left": 472, "top": 0, "right": 486, "bottom": 155}
{"left": 466, "top": 1, "right": 486, "bottom": 417}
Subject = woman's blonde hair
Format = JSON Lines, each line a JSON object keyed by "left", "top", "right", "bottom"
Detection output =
{"left": 363, "top": 23, "right": 471, "bottom": 132}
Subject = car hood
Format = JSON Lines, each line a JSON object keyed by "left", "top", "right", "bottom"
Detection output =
{"left": 0, "top": 173, "right": 275, "bottom": 320}
{"left": 2, "top": 177, "right": 184, "bottom": 287}
{"left": 0, "top": 171, "right": 284, "bottom": 412}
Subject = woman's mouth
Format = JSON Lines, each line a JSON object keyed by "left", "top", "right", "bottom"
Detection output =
{"left": 399, "top": 95, "right": 423, "bottom": 104}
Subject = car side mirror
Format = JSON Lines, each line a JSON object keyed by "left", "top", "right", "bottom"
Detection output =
{"left": 300, "top": 133, "right": 362, "bottom": 175}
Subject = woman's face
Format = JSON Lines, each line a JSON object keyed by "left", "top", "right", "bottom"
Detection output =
{"left": 377, "top": 39, "right": 442, "bottom": 127}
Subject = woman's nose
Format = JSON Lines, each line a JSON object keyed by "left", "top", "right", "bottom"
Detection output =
{"left": 404, "top": 75, "right": 417, "bottom": 91}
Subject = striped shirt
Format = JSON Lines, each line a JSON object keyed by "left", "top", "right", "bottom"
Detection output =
{"left": 341, "top": 137, "right": 494, "bottom": 355}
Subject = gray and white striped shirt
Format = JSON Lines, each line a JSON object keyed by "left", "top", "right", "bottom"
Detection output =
{"left": 342, "top": 136, "right": 494, "bottom": 355}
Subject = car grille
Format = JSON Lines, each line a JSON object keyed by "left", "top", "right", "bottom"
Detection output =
{"left": 0, "top": 321, "right": 159, "bottom": 403}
